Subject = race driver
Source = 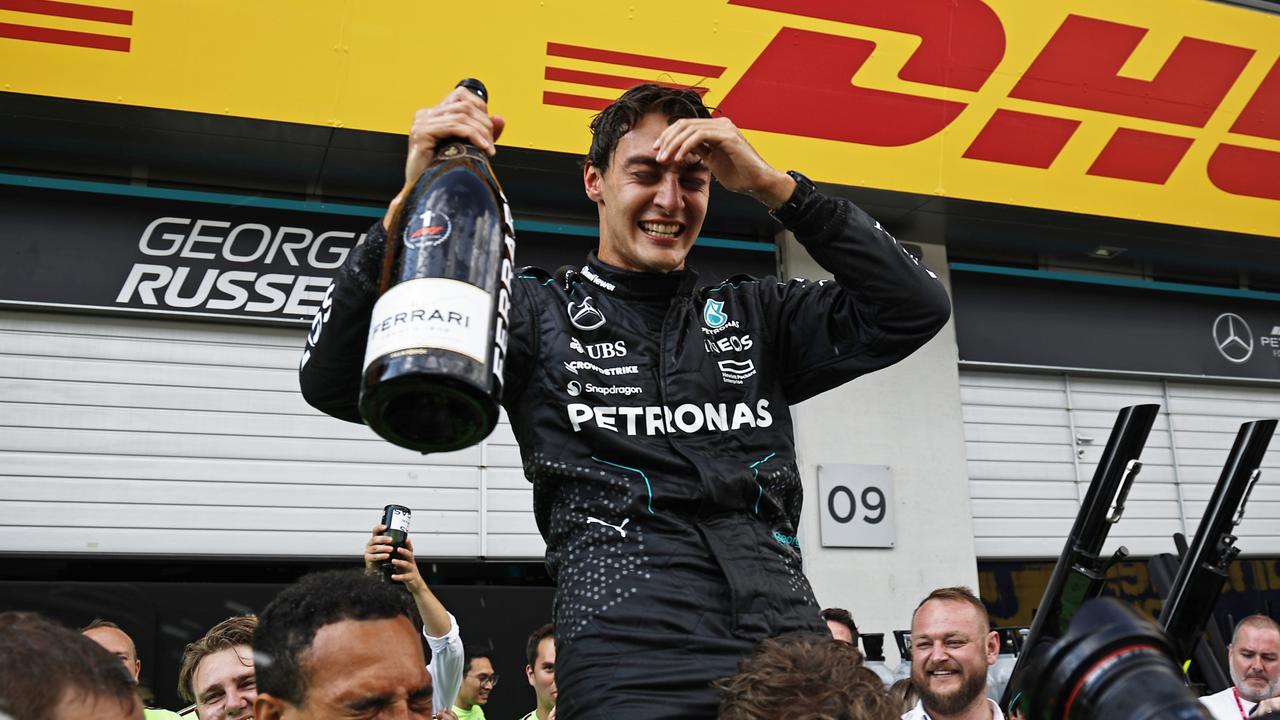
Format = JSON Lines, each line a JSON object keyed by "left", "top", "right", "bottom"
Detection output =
{"left": 300, "top": 83, "right": 951, "bottom": 719}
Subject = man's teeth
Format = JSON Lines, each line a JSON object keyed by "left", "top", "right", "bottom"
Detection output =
{"left": 640, "top": 221, "right": 680, "bottom": 237}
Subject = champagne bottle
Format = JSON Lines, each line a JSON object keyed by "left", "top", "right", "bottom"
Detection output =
{"left": 379, "top": 504, "right": 411, "bottom": 582}
{"left": 360, "top": 79, "right": 517, "bottom": 453}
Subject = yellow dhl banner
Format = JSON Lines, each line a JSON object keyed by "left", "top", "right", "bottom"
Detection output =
{"left": 3, "top": 0, "right": 1278, "bottom": 238}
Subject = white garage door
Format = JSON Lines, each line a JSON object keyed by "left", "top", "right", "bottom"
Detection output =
{"left": 0, "top": 309, "right": 543, "bottom": 560}
{"left": 962, "top": 368, "right": 1280, "bottom": 559}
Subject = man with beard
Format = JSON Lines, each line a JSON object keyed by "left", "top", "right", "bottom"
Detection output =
{"left": 1200, "top": 614, "right": 1280, "bottom": 719}
{"left": 903, "top": 587, "right": 1002, "bottom": 720}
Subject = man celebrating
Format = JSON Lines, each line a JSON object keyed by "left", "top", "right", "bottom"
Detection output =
{"left": 452, "top": 646, "right": 496, "bottom": 720}
{"left": 1200, "top": 614, "right": 1280, "bottom": 719}
{"left": 904, "top": 587, "right": 1003, "bottom": 720}
{"left": 177, "top": 615, "right": 258, "bottom": 720}
{"left": 301, "top": 83, "right": 950, "bottom": 718}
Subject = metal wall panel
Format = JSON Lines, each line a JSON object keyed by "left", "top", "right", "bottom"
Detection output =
{"left": 0, "top": 310, "right": 543, "bottom": 560}
{"left": 962, "top": 369, "right": 1280, "bottom": 559}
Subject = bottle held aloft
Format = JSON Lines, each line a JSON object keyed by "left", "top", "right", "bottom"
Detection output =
{"left": 379, "top": 504, "right": 411, "bottom": 582}
{"left": 360, "top": 78, "right": 517, "bottom": 453}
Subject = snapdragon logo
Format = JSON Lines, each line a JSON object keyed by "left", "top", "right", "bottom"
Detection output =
{"left": 585, "top": 383, "right": 643, "bottom": 397}
{"left": 567, "top": 399, "right": 772, "bottom": 435}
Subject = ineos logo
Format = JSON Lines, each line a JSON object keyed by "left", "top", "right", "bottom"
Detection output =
{"left": 1213, "top": 312, "right": 1253, "bottom": 364}
{"left": 567, "top": 296, "right": 606, "bottom": 331}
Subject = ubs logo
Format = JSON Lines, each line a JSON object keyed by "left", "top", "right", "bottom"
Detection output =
{"left": 1213, "top": 312, "right": 1253, "bottom": 364}
{"left": 568, "top": 296, "right": 606, "bottom": 330}
{"left": 570, "top": 337, "right": 627, "bottom": 359}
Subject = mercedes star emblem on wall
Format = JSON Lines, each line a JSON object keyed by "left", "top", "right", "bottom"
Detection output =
{"left": 1213, "top": 312, "right": 1253, "bottom": 364}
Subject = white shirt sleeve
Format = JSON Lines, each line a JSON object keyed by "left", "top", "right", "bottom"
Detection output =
{"left": 424, "top": 612, "right": 463, "bottom": 712}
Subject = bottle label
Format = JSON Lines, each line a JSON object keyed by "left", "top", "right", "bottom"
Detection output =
{"left": 363, "top": 277, "right": 493, "bottom": 371}
{"left": 387, "top": 506, "right": 411, "bottom": 534}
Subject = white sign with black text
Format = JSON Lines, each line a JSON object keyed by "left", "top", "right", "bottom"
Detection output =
{"left": 816, "top": 464, "right": 895, "bottom": 548}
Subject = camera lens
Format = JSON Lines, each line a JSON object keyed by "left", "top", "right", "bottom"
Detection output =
{"left": 1023, "top": 598, "right": 1211, "bottom": 720}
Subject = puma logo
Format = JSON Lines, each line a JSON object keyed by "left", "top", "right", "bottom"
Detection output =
{"left": 586, "top": 516, "right": 630, "bottom": 538}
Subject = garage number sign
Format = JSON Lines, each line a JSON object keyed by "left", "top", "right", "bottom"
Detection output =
{"left": 817, "top": 464, "right": 895, "bottom": 548}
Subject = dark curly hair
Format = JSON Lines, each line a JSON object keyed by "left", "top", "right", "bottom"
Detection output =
{"left": 253, "top": 569, "right": 415, "bottom": 705}
{"left": 715, "top": 633, "right": 897, "bottom": 720}
{"left": 585, "top": 83, "right": 712, "bottom": 172}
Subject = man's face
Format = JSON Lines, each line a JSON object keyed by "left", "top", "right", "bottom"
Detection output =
{"left": 526, "top": 636, "right": 557, "bottom": 712}
{"left": 83, "top": 627, "right": 141, "bottom": 682}
{"left": 458, "top": 656, "right": 496, "bottom": 708}
{"left": 262, "top": 616, "right": 432, "bottom": 720}
{"left": 910, "top": 599, "right": 998, "bottom": 716}
{"left": 826, "top": 620, "right": 854, "bottom": 645}
{"left": 194, "top": 645, "right": 257, "bottom": 720}
{"left": 1230, "top": 625, "right": 1280, "bottom": 702}
{"left": 584, "top": 112, "right": 710, "bottom": 274}
{"left": 52, "top": 688, "right": 144, "bottom": 720}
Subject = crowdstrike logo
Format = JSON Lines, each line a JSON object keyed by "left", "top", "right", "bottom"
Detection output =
{"left": 568, "top": 296, "right": 606, "bottom": 330}
{"left": 1213, "top": 312, "right": 1253, "bottom": 364}
{"left": 563, "top": 360, "right": 640, "bottom": 377}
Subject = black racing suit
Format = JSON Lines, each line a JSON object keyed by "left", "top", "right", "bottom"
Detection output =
{"left": 299, "top": 180, "right": 951, "bottom": 719}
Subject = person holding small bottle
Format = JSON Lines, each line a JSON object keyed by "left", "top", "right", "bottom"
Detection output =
{"left": 365, "top": 524, "right": 464, "bottom": 715}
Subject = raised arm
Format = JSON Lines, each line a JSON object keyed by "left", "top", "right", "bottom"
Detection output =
{"left": 298, "top": 86, "right": 505, "bottom": 423}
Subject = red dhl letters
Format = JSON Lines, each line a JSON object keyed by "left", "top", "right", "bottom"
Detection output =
{"left": 544, "top": 0, "right": 1279, "bottom": 205}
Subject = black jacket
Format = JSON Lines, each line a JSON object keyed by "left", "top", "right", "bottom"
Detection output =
{"left": 300, "top": 183, "right": 950, "bottom": 714}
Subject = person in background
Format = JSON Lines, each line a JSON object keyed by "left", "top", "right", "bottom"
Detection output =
{"left": 715, "top": 633, "right": 897, "bottom": 720}
{"left": 888, "top": 679, "right": 919, "bottom": 716}
{"left": 1199, "top": 614, "right": 1280, "bottom": 719}
{"left": 0, "top": 611, "right": 144, "bottom": 720}
{"left": 177, "top": 615, "right": 258, "bottom": 720}
{"left": 823, "top": 607, "right": 860, "bottom": 646}
{"left": 365, "top": 523, "right": 464, "bottom": 712}
{"left": 452, "top": 645, "right": 497, "bottom": 720}
{"left": 251, "top": 569, "right": 450, "bottom": 720}
{"left": 82, "top": 619, "right": 183, "bottom": 719}
{"left": 520, "top": 623, "right": 557, "bottom": 720}
{"left": 904, "top": 587, "right": 1002, "bottom": 720}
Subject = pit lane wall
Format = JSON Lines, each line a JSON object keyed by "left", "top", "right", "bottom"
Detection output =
{"left": 2, "top": 0, "right": 1277, "bottom": 237}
